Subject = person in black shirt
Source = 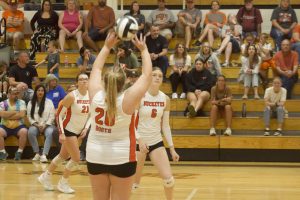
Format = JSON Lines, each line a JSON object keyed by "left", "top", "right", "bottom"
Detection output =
{"left": 145, "top": 25, "right": 169, "bottom": 79}
{"left": 9, "top": 51, "right": 40, "bottom": 103}
{"left": 186, "top": 58, "right": 214, "bottom": 117}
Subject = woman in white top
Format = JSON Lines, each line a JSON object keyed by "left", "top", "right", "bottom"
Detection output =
{"left": 86, "top": 33, "right": 152, "bottom": 200}
{"left": 134, "top": 67, "right": 180, "bottom": 200}
{"left": 38, "top": 73, "right": 90, "bottom": 194}
{"left": 169, "top": 43, "right": 191, "bottom": 99}
{"left": 27, "top": 84, "right": 56, "bottom": 163}
{"left": 240, "top": 44, "right": 261, "bottom": 99}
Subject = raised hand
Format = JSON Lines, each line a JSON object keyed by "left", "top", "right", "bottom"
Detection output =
{"left": 104, "top": 32, "right": 120, "bottom": 49}
{"left": 131, "top": 34, "right": 147, "bottom": 52}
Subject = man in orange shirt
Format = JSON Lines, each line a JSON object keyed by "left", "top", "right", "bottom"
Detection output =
{"left": 273, "top": 39, "right": 299, "bottom": 99}
{"left": 2, "top": 0, "right": 24, "bottom": 51}
{"left": 291, "top": 24, "right": 300, "bottom": 63}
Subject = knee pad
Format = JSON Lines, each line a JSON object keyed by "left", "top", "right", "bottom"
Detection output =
{"left": 52, "top": 155, "right": 65, "bottom": 166}
{"left": 65, "top": 160, "right": 79, "bottom": 171}
{"left": 163, "top": 176, "right": 175, "bottom": 188}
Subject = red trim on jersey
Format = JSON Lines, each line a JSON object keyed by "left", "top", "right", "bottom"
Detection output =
{"left": 63, "top": 107, "right": 72, "bottom": 128}
{"left": 56, "top": 104, "right": 63, "bottom": 135}
{"left": 135, "top": 112, "right": 139, "bottom": 129}
{"left": 129, "top": 114, "right": 136, "bottom": 162}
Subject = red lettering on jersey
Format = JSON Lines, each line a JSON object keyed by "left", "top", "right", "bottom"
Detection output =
{"left": 96, "top": 125, "right": 112, "bottom": 133}
{"left": 77, "top": 100, "right": 91, "bottom": 104}
{"left": 143, "top": 101, "right": 165, "bottom": 107}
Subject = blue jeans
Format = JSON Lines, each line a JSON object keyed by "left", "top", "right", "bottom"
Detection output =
{"left": 291, "top": 42, "right": 300, "bottom": 63}
{"left": 270, "top": 27, "right": 292, "bottom": 52}
{"left": 280, "top": 74, "right": 298, "bottom": 99}
{"left": 264, "top": 106, "right": 284, "bottom": 127}
{"left": 28, "top": 125, "right": 56, "bottom": 156}
{"left": 152, "top": 56, "right": 169, "bottom": 78}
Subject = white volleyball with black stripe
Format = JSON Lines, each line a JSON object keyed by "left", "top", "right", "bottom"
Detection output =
{"left": 115, "top": 16, "right": 139, "bottom": 41}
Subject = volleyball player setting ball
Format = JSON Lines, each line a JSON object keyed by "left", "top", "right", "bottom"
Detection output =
{"left": 85, "top": 25, "right": 152, "bottom": 200}
{"left": 133, "top": 67, "right": 180, "bottom": 200}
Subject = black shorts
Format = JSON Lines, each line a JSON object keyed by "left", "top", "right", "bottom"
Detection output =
{"left": 64, "top": 129, "right": 79, "bottom": 138}
{"left": 88, "top": 27, "right": 107, "bottom": 41}
{"left": 230, "top": 37, "right": 241, "bottom": 53}
{"left": 136, "top": 141, "right": 164, "bottom": 154}
{"left": 87, "top": 161, "right": 137, "bottom": 178}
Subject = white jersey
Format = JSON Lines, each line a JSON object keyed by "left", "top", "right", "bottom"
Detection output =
{"left": 86, "top": 90, "right": 136, "bottom": 165}
{"left": 57, "top": 90, "right": 90, "bottom": 135}
{"left": 137, "top": 91, "right": 166, "bottom": 146}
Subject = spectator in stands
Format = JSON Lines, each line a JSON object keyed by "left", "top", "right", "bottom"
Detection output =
{"left": 270, "top": 0, "right": 298, "bottom": 52}
{"left": 29, "top": 0, "right": 59, "bottom": 60}
{"left": 291, "top": 24, "right": 300, "bottom": 63}
{"left": 241, "top": 32, "right": 256, "bottom": 55}
{"left": 117, "top": 43, "right": 140, "bottom": 76}
{"left": 194, "top": 0, "right": 226, "bottom": 47}
{"left": 24, "top": 0, "right": 41, "bottom": 11}
{"left": 58, "top": 0, "right": 83, "bottom": 52}
{"left": 27, "top": 84, "right": 56, "bottom": 163}
{"left": 83, "top": 0, "right": 115, "bottom": 52}
{"left": 257, "top": 33, "right": 276, "bottom": 90}
{"left": 2, "top": 0, "right": 24, "bottom": 51}
{"left": 263, "top": 77, "right": 286, "bottom": 136}
{"left": 215, "top": 14, "right": 242, "bottom": 67}
{"left": 146, "top": 0, "right": 176, "bottom": 41}
{"left": 44, "top": 74, "right": 66, "bottom": 109}
{"left": 77, "top": 47, "right": 96, "bottom": 75}
{"left": 0, "top": 61, "right": 9, "bottom": 99}
{"left": 236, "top": 0, "right": 263, "bottom": 38}
{"left": 177, "top": 0, "right": 202, "bottom": 50}
{"left": 124, "top": 1, "right": 145, "bottom": 37}
{"left": 0, "top": 87, "right": 27, "bottom": 161}
{"left": 9, "top": 51, "right": 40, "bottom": 103}
{"left": 169, "top": 43, "right": 191, "bottom": 99}
{"left": 186, "top": 59, "right": 214, "bottom": 117}
{"left": 0, "top": 0, "right": 9, "bottom": 10}
{"left": 34, "top": 40, "right": 60, "bottom": 78}
{"left": 273, "top": 39, "right": 298, "bottom": 99}
{"left": 195, "top": 42, "right": 221, "bottom": 80}
{"left": 209, "top": 75, "right": 232, "bottom": 136}
{"left": 146, "top": 25, "right": 169, "bottom": 80}
{"left": 240, "top": 44, "right": 261, "bottom": 99}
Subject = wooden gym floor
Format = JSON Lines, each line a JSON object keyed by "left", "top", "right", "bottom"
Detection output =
{"left": 0, "top": 161, "right": 300, "bottom": 200}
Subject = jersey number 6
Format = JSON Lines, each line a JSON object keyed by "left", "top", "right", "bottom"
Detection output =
{"left": 151, "top": 109, "right": 157, "bottom": 118}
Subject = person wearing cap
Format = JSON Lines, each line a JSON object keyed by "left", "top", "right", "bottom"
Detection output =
{"left": 2, "top": 0, "right": 24, "bottom": 51}
{"left": 0, "top": 87, "right": 28, "bottom": 161}
{"left": 236, "top": 0, "right": 263, "bottom": 39}
{"left": 44, "top": 74, "right": 66, "bottom": 109}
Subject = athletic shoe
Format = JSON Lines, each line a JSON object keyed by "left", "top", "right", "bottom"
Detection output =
{"left": 222, "top": 62, "right": 229, "bottom": 67}
{"left": 242, "top": 95, "right": 248, "bottom": 100}
{"left": 14, "top": 152, "right": 22, "bottom": 160}
{"left": 132, "top": 183, "right": 139, "bottom": 190}
{"left": 274, "top": 130, "right": 282, "bottom": 136}
{"left": 57, "top": 178, "right": 75, "bottom": 194}
{"left": 264, "top": 129, "right": 270, "bottom": 136}
{"left": 171, "top": 93, "right": 178, "bottom": 99}
{"left": 38, "top": 172, "right": 54, "bottom": 191}
{"left": 179, "top": 93, "right": 186, "bottom": 99}
{"left": 223, "top": 128, "right": 232, "bottom": 136}
{"left": 254, "top": 94, "right": 260, "bottom": 100}
{"left": 193, "top": 40, "right": 202, "bottom": 46}
{"left": 0, "top": 152, "right": 8, "bottom": 161}
{"left": 32, "top": 154, "right": 40, "bottom": 161}
{"left": 80, "top": 151, "right": 86, "bottom": 161}
{"left": 209, "top": 128, "right": 216, "bottom": 136}
{"left": 40, "top": 155, "right": 48, "bottom": 163}
{"left": 188, "top": 105, "right": 197, "bottom": 118}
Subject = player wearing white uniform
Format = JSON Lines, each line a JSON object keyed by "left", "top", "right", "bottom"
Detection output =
{"left": 133, "top": 67, "right": 180, "bottom": 200}
{"left": 38, "top": 73, "right": 91, "bottom": 194}
{"left": 86, "top": 33, "right": 152, "bottom": 200}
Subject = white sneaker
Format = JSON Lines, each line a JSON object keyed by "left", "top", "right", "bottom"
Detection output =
{"left": 40, "top": 155, "right": 48, "bottom": 163}
{"left": 179, "top": 93, "right": 186, "bottom": 99}
{"left": 57, "top": 178, "right": 75, "bottom": 194}
{"left": 209, "top": 128, "right": 216, "bottom": 136}
{"left": 32, "top": 154, "right": 40, "bottom": 161}
{"left": 172, "top": 93, "right": 178, "bottom": 99}
{"left": 38, "top": 172, "right": 54, "bottom": 191}
{"left": 132, "top": 183, "right": 139, "bottom": 191}
{"left": 224, "top": 128, "right": 232, "bottom": 136}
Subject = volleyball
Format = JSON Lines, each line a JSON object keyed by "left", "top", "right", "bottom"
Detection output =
{"left": 115, "top": 16, "right": 139, "bottom": 41}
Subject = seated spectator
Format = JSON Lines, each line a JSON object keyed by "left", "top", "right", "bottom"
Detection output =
{"left": 58, "top": 0, "right": 83, "bottom": 52}
{"left": 195, "top": 42, "right": 221, "bottom": 79}
{"left": 291, "top": 24, "right": 300, "bottom": 63}
{"left": 9, "top": 51, "right": 40, "bottom": 103}
{"left": 2, "top": 0, "right": 24, "bottom": 51}
{"left": 146, "top": 25, "right": 169, "bottom": 79}
{"left": 169, "top": 43, "right": 191, "bottom": 99}
{"left": 124, "top": 1, "right": 145, "bottom": 37}
{"left": 257, "top": 33, "right": 276, "bottom": 90}
{"left": 24, "top": 0, "right": 41, "bottom": 11}
{"left": 27, "top": 84, "right": 56, "bottom": 163}
{"left": 34, "top": 40, "right": 60, "bottom": 78}
{"left": 77, "top": 47, "right": 96, "bottom": 75}
{"left": 44, "top": 74, "right": 66, "bottom": 109}
{"left": 270, "top": 0, "right": 298, "bottom": 52}
{"left": 194, "top": 0, "right": 226, "bottom": 47}
{"left": 177, "top": 0, "right": 202, "bottom": 50}
{"left": 236, "top": 0, "right": 262, "bottom": 38}
{"left": 186, "top": 59, "right": 214, "bottom": 117}
{"left": 0, "top": 61, "right": 9, "bottom": 99}
{"left": 209, "top": 75, "right": 232, "bottom": 136}
{"left": 273, "top": 39, "right": 298, "bottom": 99}
{"left": 29, "top": 0, "right": 59, "bottom": 60}
{"left": 239, "top": 44, "right": 261, "bottom": 99}
{"left": 215, "top": 14, "right": 242, "bottom": 67}
{"left": 263, "top": 77, "right": 286, "bottom": 136}
{"left": 82, "top": 0, "right": 115, "bottom": 52}
{"left": 117, "top": 43, "right": 140, "bottom": 76}
{"left": 241, "top": 32, "right": 256, "bottom": 55}
{"left": 146, "top": 0, "right": 176, "bottom": 41}
{"left": 0, "top": 87, "right": 27, "bottom": 161}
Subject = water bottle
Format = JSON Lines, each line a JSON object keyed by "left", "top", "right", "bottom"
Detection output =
{"left": 242, "top": 103, "right": 246, "bottom": 118}
{"left": 64, "top": 55, "right": 69, "bottom": 68}
{"left": 41, "top": 39, "right": 46, "bottom": 52}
